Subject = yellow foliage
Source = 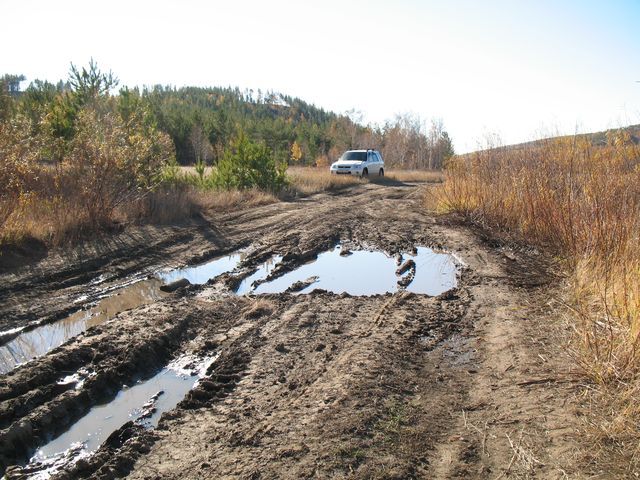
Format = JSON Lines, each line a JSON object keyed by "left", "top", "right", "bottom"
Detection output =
{"left": 290, "top": 141, "right": 303, "bottom": 163}
{"left": 436, "top": 132, "right": 640, "bottom": 446}
{"left": 315, "top": 154, "right": 330, "bottom": 167}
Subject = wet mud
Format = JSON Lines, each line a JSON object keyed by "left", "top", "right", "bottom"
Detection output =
{"left": 0, "top": 181, "right": 587, "bottom": 478}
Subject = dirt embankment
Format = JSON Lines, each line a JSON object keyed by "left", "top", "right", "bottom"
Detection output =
{"left": 0, "top": 181, "right": 594, "bottom": 478}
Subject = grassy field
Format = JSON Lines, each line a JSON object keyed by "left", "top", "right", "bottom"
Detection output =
{"left": 286, "top": 166, "right": 443, "bottom": 195}
{"left": 437, "top": 132, "right": 640, "bottom": 464}
{"left": 0, "top": 161, "right": 441, "bottom": 249}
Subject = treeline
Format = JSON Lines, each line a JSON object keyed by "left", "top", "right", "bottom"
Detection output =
{"left": 2, "top": 67, "right": 454, "bottom": 170}
{"left": 142, "top": 87, "right": 454, "bottom": 169}
{"left": 0, "top": 61, "right": 455, "bottom": 245}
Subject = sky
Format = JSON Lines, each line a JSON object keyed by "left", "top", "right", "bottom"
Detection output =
{"left": 2, "top": 0, "right": 639, "bottom": 153}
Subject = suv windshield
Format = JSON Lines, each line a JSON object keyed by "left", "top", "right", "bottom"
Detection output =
{"left": 340, "top": 151, "right": 367, "bottom": 161}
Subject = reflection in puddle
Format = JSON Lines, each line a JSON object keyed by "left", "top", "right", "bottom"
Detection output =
{"left": 23, "top": 355, "right": 214, "bottom": 478}
{"left": 0, "top": 252, "right": 246, "bottom": 375}
{"left": 406, "top": 247, "right": 458, "bottom": 295}
{"left": 158, "top": 251, "right": 245, "bottom": 285}
{"left": 0, "top": 279, "right": 165, "bottom": 374}
{"left": 235, "top": 255, "right": 283, "bottom": 295}
{"left": 249, "top": 245, "right": 457, "bottom": 296}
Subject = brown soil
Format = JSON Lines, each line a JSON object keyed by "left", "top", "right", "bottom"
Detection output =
{"left": 0, "top": 181, "right": 597, "bottom": 478}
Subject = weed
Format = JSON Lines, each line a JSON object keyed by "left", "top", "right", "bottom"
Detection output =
{"left": 436, "top": 131, "right": 640, "bottom": 463}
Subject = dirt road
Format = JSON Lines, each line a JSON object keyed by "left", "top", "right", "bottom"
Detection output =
{"left": 0, "top": 180, "right": 588, "bottom": 478}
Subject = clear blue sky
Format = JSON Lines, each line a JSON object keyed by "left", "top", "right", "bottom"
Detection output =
{"left": 2, "top": 0, "right": 639, "bottom": 152}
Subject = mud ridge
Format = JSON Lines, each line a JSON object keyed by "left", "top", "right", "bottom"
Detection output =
{"left": 0, "top": 301, "right": 204, "bottom": 474}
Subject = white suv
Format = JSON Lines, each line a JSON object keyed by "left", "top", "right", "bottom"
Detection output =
{"left": 329, "top": 149, "right": 384, "bottom": 177}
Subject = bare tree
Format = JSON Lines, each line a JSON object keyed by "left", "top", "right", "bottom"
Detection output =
{"left": 190, "top": 124, "right": 213, "bottom": 164}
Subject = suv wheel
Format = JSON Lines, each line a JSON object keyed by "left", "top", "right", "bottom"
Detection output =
{"left": 379, "top": 168, "right": 384, "bottom": 177}
{"left": 362, "top": 168, "right": 368, "bottom": 178}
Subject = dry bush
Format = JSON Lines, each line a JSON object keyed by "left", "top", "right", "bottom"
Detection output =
{"left": 195, "top": 188, "right": 276, "bottom": 212}
{"left": 437, "top": 133, "right": 640, "bottom": 458}
{"left": 66, "top": 107, "right": 174, "bottom": 227}
{"left": 315, "top": 154, "right": 330, "bottom": 168}
{"left": 122, "top": 186, "right": 202, "bottom": 225}
{"left": 383, "top": 169, "right": 444, "bottom": 183}
{"left": 0, "top": 104, "right": 176, "bottom": 246}
{"left": 0, "top": 116, "right": 39, "bottom": 236}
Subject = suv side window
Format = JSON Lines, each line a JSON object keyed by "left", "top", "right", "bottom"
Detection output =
{"left": 367, "top": 151, "right": 373, "bottom": 162}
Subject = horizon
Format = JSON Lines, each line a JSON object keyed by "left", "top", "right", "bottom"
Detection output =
{"left": 2, "top": 0, "right": 639, "bottom": 153}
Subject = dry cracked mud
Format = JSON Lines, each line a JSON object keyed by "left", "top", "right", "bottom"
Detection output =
{"left": 0, "top": 180, "right": 591, "bottom": 478}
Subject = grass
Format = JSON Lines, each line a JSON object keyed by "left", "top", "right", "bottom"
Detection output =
{"left": 286, "top": 166, "right": 360, "bottom": 195}
{"left": 436, "top": 132, "right": 640, "bottom": 468}
{"left": 1, "top": 156, "right": 438, "bottom": 250}
{"left": 285, "top": 166, "right": 443, "bottom": 197}
{"left": 383, "top": 169, "right": 444, "bottom": 183}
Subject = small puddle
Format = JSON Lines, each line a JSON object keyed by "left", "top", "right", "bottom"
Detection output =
{"left": 157, "top": 251, "right": 245, "bottom": 285}
{"left": 0, "top": 279, "right": 165, "bottom": 375}
{"left": 246, "top": 245, "right": 457, "bottom": 296}
{"left": 19, "top": 355, "right": 214, "bottom": 478}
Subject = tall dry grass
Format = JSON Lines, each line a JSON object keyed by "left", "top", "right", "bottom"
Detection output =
{"left": 438, "top": 132, "right": 640, "bottom": 460}
{"left": 383, "top": 169, "right": 444, "bottom": 183}
{"left": 286, "top": 167, "right": 361, "bottom": 196}
{"left": 286, "top": 167, "right": 443, "bottom": 196}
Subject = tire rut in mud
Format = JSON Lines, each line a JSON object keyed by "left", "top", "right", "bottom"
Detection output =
{"left": 53, "top": 339, "right": 256, "bottom": 479}
{"left": 2, "top": 182, "right": 502, "bottom": 478}
{"left": 0, "top": 295, "right": 241, "bottom": 475}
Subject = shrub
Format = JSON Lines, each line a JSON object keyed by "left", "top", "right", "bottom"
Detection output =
{"left": 64, "top": 103, "right": 174, "bottom": 228}
{"left": 437, "top": 132, "right": 640, "bottom": 457}
{"left": 212, "top": 132, "right": 287, "bottom": 192}
{"left": 0, "top": 97, "right": 175, "bottom": 244}
{"left": 0, "top": 115, "right": 39, "bottom": 233}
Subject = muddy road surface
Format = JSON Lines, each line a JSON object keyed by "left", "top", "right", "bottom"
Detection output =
{"left": 0, "top": 181, "right": 587, "bottom": 478}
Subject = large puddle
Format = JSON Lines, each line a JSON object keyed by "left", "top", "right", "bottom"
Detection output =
{"left": 0, "top": 252, "right": 245, "bottom": 374}
{"left": 245, "top": 245, "right": 457, "bottom": 296}
{"left": 18, "top": 355, "right": 214, "bottom": 478}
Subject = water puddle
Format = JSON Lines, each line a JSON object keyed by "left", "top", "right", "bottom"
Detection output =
{"left": 235, "top": 255, "right": 283, "bottom": 295}
{"left": 0, "top": 245, "right": 458, "bottom": 375}
{"left": 157, "top": 251, "right": 245, "bottom": 285}
{"left": 405, "top": 247, "right": 458, "bottom": 295}
{"left": 0, "top": 252, "right": 247, "bottom": 374}
{"left": 245, "top": 245, "right": 457, "bottom": 296}
{"left": 0, "top": 279, "right": 165, "bottom": 374}
{"left": 19, "top": 355, "right": 214, "bottom": 478}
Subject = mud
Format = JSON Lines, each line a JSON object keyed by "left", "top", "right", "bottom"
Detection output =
{"left": 0, "top": 279, "right": 166, "bottom": 374}
{"left": 14, "top": 355, "right": 214, "bottom": 479}
{"left": 0, "top": 181, "right": 590, "bottom": 478}
{"left": 0, "top": 249, "right": 248, "bottom": 374}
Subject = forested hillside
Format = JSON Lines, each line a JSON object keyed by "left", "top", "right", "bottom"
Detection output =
{"left": 0, "top": 62, "right": 453, "bottom": 247}
{"left": 1, "top": 68, "right": 454, "bottom": 169}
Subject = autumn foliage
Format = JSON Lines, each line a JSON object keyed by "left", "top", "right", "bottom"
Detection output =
{"left": 439, "top": 131, "right": 640, "bottom": 450}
